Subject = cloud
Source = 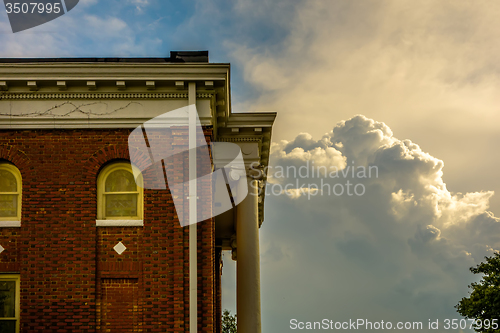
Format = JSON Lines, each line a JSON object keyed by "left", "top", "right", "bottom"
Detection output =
{"left": 0, "top": 19, "right": 68, "bottom": 56}
{"left": 253, "top": 114, "right": 500, "bottom": 331}
{"left": 128, "top": 0, "right": 150, "bottom": 13}
{"left": 270, "top": 115, "right": 499, "bottom": 257}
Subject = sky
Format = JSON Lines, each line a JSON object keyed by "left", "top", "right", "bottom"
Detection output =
{"left": 2, "top": 1, "right": 500, "bottom": 332}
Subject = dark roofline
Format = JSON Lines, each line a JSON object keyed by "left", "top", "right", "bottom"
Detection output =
{"left": 0, "top": 51, "right": 209, "bottom": 64}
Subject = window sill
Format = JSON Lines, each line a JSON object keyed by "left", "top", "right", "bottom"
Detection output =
{"left": 0, "top": 221, "right": 21, "bottom": 227}
{"left": 96, "top": 220, "right": 144, "bottom": 227}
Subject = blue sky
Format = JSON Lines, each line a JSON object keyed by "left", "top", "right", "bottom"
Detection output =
{"left": 2, "top": 1, "right": 500, "bottom": 332}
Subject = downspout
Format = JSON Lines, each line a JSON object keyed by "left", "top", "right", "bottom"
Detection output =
{"left": 188, "top": 82, "right": 198, "bottom": 333}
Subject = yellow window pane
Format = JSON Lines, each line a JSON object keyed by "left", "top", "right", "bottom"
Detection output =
{"left": 0, "top": 171, "right": 16, "bottom": 193}
{"left": 0, "top": 281, "right": 16, "bottom": 318}
{"left": 105, "top": 194, "right": 138, "bottom": 217}
{"left": 105, "top": 170, "right": 137, "bottom": 192}
{"left": 0, "top": 195, "right": 17, "bottom": 217}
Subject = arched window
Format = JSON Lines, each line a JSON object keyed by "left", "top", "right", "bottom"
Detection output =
{"left": 0, "top": 163, "right": 22, "bottom": 226}
{"left": 96, "top": 162, "right": 143, "bottom": 226}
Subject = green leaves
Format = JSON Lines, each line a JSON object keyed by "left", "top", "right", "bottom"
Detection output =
{"left": 222, "top": 309, "right": 237, "bottom": 333}
{"left": 456, "top": 252, "right": 500, "bottom": 333}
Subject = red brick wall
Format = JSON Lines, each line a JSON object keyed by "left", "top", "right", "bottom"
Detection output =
{"left": 100, "top": 278, "right": 140, "bottom": 332}
{"left": 0, "top": 127, "right": 217, "bottom": 332}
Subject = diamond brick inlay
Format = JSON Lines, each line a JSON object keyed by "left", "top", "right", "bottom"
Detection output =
{"left": 113, "top": 242, "right": 126, "bottom": 255}
{"left": 0, "top": 245, "right": 4, "bottom": 254}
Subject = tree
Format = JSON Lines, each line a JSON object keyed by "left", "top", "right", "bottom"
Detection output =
{"left": 456, "top": 252, "right": 500, "bottom": 332}
{"left": 222, "top": 309, "right": 237, "bottom": 333}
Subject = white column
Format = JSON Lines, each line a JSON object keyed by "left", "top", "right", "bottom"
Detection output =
{"left": 236, "top": 178, "right": 261, "bottom": 333}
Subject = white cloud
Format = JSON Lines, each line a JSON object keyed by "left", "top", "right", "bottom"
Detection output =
{"left": 128, "top": 0, "right": 150, "bottom": 13}
{"left": 270, "top": 115, "right": 499, "bottom": 257}
{"left": 257, "top": 114, "right": 500, "bottom": 331}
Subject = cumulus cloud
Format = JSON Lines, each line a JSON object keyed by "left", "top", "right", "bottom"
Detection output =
{"left": 268, "top": 115, "right": 499, "bottom": 258}
{"left": 252, "top": 115, "right": 500, "bottom": 331}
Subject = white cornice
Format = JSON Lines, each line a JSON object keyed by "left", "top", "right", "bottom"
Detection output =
{"left": 0, "top": 62, "right": 231, "bottom": 124}
{"left": 214, "top": 112, "right": 277, "bottom": 227}
{"left": 0, "top": 63, "right": 231, "bottom": 81}
{"left": 225, "top": 112, "right": 276, "bottom": 128}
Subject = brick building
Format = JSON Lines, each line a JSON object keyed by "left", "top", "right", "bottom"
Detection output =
{"left": 0, "top": 52, "right": 276, "bottom": 333}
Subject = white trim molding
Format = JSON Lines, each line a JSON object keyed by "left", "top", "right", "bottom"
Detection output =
{"left": 96, "top": 220, "right": 144, "bottom": 227}
{"left": 0, "top": 221, "right": 21, "bottom": 227}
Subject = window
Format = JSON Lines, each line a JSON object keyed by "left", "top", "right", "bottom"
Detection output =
{"left": 96, "top": 162, "right": 143, "bottom": 226}
{"left": 0, "top": 164, "right": 21, "bottom": 227}
{"left": 0, "top": 275, "right": 20, "bottom": 333}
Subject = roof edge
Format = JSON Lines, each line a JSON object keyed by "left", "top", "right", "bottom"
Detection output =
{"left": 0, "top": 51, "right": 211, "bottom": 64}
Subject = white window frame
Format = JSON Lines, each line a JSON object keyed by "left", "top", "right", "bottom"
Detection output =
{"left": 0, "top": 274, "right": 20, "bottom": 333}
{"left": 0, "top": 163, "right": 22, "bottom": 227}
{"left": 96, "top": 162, "right": 144, "bottom": 227}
